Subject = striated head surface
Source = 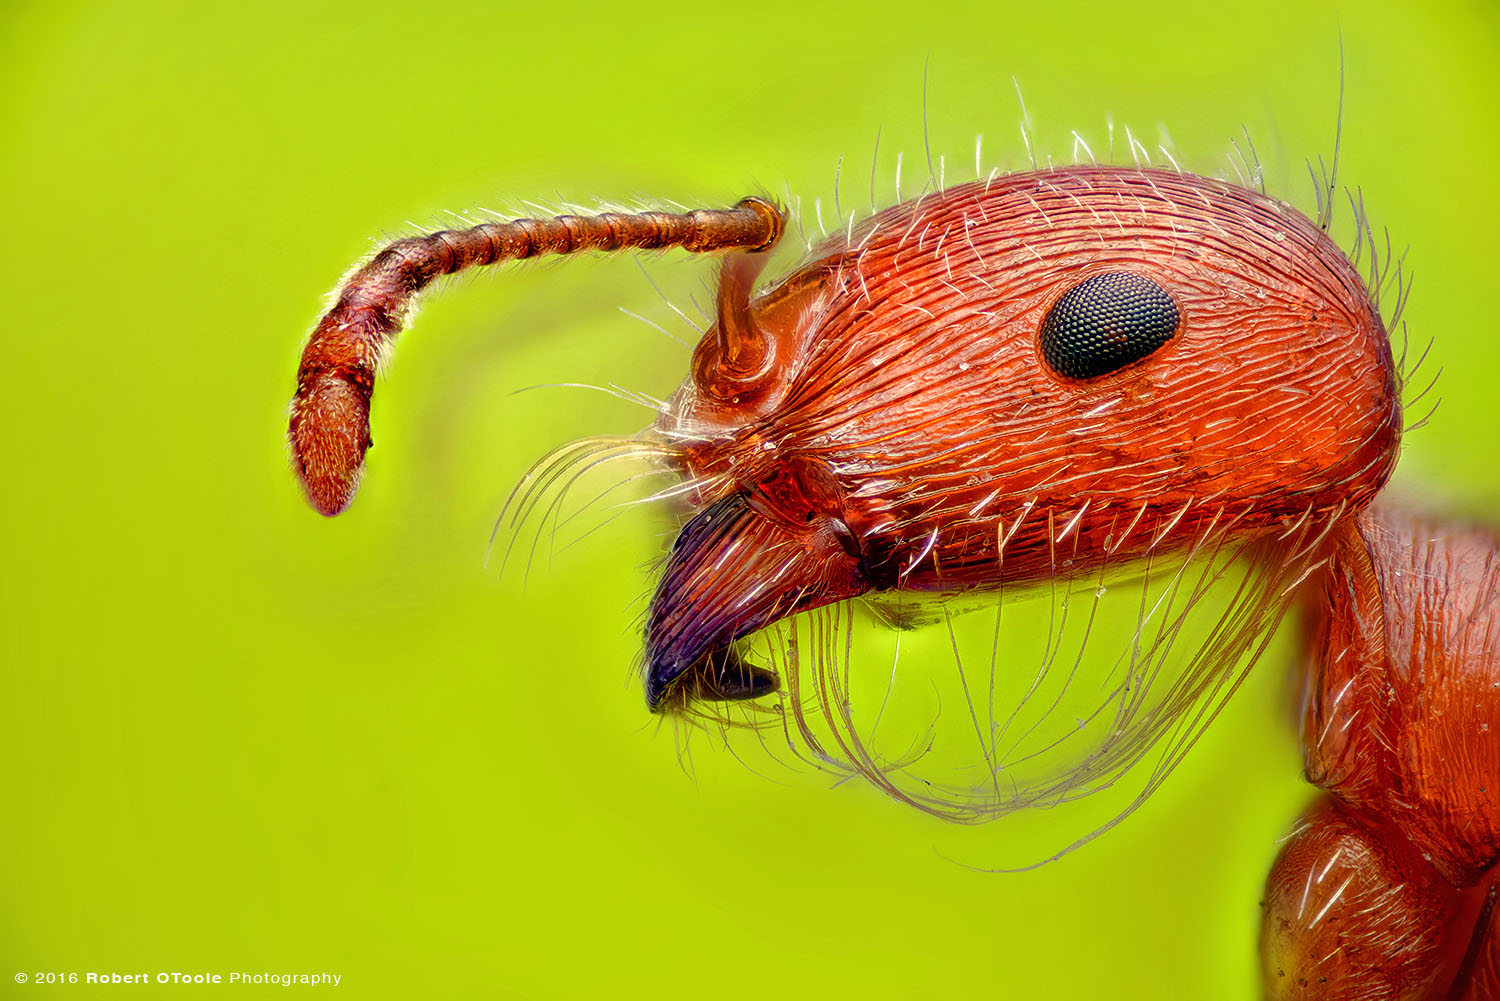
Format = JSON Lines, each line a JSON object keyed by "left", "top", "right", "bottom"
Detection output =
{"left": 645, "top": 165, "right": 1401, "bottom": 709}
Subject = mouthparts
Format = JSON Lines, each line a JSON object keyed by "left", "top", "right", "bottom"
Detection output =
{"left": 643, "top": 494, "right": 869, "bottom": 711}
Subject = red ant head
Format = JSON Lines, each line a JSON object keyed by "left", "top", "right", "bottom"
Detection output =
{"left": 645, "top": 166, "right": 1400, "bottom": 709}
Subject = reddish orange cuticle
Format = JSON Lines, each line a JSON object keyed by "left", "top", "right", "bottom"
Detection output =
{"left": 289, "top": 160, "right": 1498, "bottom": 998}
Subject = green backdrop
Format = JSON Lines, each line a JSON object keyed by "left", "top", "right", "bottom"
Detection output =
{"left": 3, "top": 1, "right": 1497, "bottom": 997}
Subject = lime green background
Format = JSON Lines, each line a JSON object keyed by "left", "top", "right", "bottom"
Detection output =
{"left": 3, "top": 1, "right": 1497, "bottom": 998}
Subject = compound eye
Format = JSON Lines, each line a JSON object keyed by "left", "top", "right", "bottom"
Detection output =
{"left": 1039, "top": 272, "right": 1180, "bottom": 379}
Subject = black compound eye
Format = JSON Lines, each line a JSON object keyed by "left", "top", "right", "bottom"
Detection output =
{"left": 1038, "top": 272, "right": 1180, "bottom": 379}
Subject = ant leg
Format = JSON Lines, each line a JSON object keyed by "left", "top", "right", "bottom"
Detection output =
{"left": 289, "top": 198, "right": 782, "bottom": 516}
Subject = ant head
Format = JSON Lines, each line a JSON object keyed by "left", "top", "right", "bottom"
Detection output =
{"left": 647, "top": 166, "right": 1401, "bottom": 707}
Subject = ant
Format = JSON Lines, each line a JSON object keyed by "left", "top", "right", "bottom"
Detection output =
{"left": 288, "top": 135, "right": 1498, "bottom": 998}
